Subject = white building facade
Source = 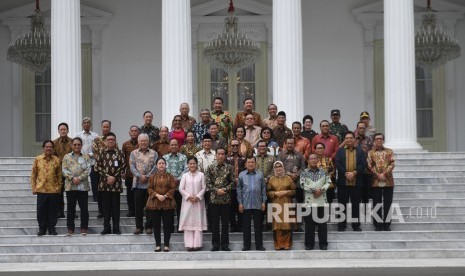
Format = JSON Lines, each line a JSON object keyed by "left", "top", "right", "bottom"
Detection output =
{"left": 0, "top": 0, "right": 464, "bottom": 156}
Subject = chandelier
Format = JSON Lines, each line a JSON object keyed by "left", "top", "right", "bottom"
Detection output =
{"left": 415, "top": 0, "right": 461, "bottom": 69}
{"left": 7, "top": 0, "right": 51, "bottom": 73}
{"left": 203, "top": 0, "right": 261, "bottom": 73}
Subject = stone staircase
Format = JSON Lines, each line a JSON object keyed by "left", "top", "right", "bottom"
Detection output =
{"left": 0, "top": 153, "right": 465, "bottom": 265}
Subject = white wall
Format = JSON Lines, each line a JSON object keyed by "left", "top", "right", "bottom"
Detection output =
{"left": 95, "top": 0, "right": 162, "bottom": 142}
{"left": 301, "top": 0, "right": 365, "bottom": 131}
{"left": 0, "top": 24, "right": 14, "bottom": 156}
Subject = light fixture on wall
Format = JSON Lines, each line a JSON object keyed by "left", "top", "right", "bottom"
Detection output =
{"left": 203, "top": 0, "right": 261, "bottom": 73}
{"left": 7, "top": 0, "right": 51, "bottom": 73}
{"left": 415, "top": 0, "right": 461, "bottom": 69}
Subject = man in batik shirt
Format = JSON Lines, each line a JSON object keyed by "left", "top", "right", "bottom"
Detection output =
{"left": 53, "top": 122, "right": 72, "bottom": 218}
{"left": 206, "top": 148, "right": 235, "bottom": 251}
{"left": 210, "top": 97, "right": 233, "bottom": 142}
{"left": 140, "top": 111, "right": 160, "bottom": 148}
{"left": 367, "top": 133, "right": 395, "bottom": 231}
{"left": 122, "top": 125, "right": 140, "bottom": 217}
{"left": 226, "top": 138, "right": 246, "bottom": 232}
{"left": 95, "top": 132, "right": 126, "bottom": 235}
{"left": 192, "top": 108, "right": 212, "bottom": 146}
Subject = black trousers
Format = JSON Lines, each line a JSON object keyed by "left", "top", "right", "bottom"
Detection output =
{"left": 36, "top": 193, "right": 59, "bottom": 233}
{"left": 133, "top": 188, "right": 152, "bottom": 229}
{"left": 229, "top": 188, "right": 242, "bottom": 231}
{"left": 58, "top": 177, "right": 65, "bottom": 214}
{"left": 66, "top": 191, "right": 89, "bottom": 230}
{"left": 210, "top": 203, "right": 230, "bottom": 248}
{"left": 337, "top": 185, "right": 361, "bottom": 228}
{"left": 152, "top": 209, "right": 175, "bottom": 246}
{"left": 326, "top": 188, "right": 336, "bottom": 204}
{"left": 174, "top": 190, "right": 182, "bottom": 229}
{"left": 101, "top": 191, "right": 120, "bottom": 231}
{"left": 304, "top": 206, "right": 328, "bottom": 248}
{"left": 125, "top": 177, "right": 135, "bottom": 213}
{"left": 371, "top": 187, "right": 394, "bottom": 227}
{"left": 242, "top": 209, "right": 263, "bottom": 249}
{"left": 90, "top": 167, "right": 102, "bottom": 213}
{"left": 361, "top": 173, "right": 372, "bottom": 204}
{"left": 205, "top": 191, "right": 211, "bottom": 231}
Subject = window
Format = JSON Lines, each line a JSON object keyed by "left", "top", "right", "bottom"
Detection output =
{"left": 35, "top": 68, "right": 51, "bottom": 142}
{"left": 415, "top": 66, "right": 433, "bottom": 138}
{"left": 210, "top": 65, "right": 256, "bottom": 112}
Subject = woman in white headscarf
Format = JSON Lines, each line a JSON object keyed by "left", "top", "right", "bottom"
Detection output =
{"left": 266, "top": 161, "right": 296, "bottom": 250}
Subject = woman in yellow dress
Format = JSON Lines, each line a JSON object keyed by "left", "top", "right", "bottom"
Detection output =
{"left": 266, "top": 161, "right": 296, "bottom": 250}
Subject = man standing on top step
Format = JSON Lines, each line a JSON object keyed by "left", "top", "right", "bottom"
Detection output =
{"left": 367, "top": 133, "right": 395, "bottom": 231}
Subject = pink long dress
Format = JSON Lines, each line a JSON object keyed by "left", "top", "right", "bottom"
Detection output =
{"left": 178, "top": 171, "right": 207, "bottom": 231}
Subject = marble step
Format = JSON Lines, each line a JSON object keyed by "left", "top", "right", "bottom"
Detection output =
{"left": 2, "top": 238, "right": 465, "bottom": 254}
{"left": 2, "top": 230, "right": 464, "bottom": 244}
{"left": 0, "top": 212, "right": 461, "bottom": 228}
{"left": 0, "top": 221, "right": 463, "bottom": 235}
{"left": 396, "top": 159, "right": 465, "bottom": 165}
{"left": 2, "top": 248, "right": 465, "bottom": 263}
{"left": 393, "top": 171, "right": 465, "bottom": 177}
{"left": 395, "top": 153, "right": 465, "bottom": 159}
{"left": 2, "top": 238, "right": 465, "bottom": 256}
{"left": 394, "top": 165, "right": 465, "bottom": 171}
{"left": 392, "top": 191, "right": 465, "bottom": 199}
{"left": 394, "top": 183, "right": 465, "bottom": 192}
{"left": 2, "top": 205, "right": 464, "bottom": 219}
{"left": 0, "top": 158, "right": 34, "bottom": 164}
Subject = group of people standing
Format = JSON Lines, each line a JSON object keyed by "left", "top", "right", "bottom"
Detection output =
{"left": 30, "top": 97, "right": 395, "bottom": 252}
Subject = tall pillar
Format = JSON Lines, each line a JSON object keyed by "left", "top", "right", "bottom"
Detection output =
{"left": 272, "top": 0, "right": 303, "bottom": 124}
{"left": 51, "top": 0, "right": 82, "bottom": 138}
{"left": 384, "top": 0, "right": 422, "bottom": 151}
{"left": 162, "top": 0, "right": 193, "bottom": 125}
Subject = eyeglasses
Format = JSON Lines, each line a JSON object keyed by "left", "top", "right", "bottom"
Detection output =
{"left": 262, "top": 131, "right": 271, "bottom": 134}
{"left": 106, "top": 138, "right": 115, "bottom": 141}
{"left": 315, "top": 147, "right": 324, "bottom": 150}
{"left": 73, "top": 144, "right": 82, "bottom": 146}
{"left": 174, "top": 119, "right": 181, "bottom": 122}
{"left": 375, "top": 138, "right": 384, "bottom": 140}
{"left": 231, "top": 144, "right": 239, "bottom": 147}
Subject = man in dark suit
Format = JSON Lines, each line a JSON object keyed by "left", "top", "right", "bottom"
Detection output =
{"left": 335, "top": 131, "right": 366, "bottom": 232}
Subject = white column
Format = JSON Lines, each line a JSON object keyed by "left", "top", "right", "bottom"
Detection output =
{"left": 51, "top": 0, "right": 82, "bottom": 138}
{"left": 384, "top": 0, "right": 422, "bottom": 151}
{"left": 272, "top": 0, "right": 303, "bottom": 124}
{"left": 162, "top": 0, "right": 193, "bottom": 126}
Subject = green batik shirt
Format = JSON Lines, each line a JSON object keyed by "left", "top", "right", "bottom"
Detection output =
{"left": 205, "top": 162, "right": 234, "bottom": 204}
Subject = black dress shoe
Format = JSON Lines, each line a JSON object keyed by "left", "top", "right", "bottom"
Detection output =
{"left": 352, "top": 226, "right": 362, "bottom": 232}
{"left": 101, "top": 229, "right": 111, "bottom": 235}
{"left": 222, "top": 247, "right": 231, "bottom": 251}
{"left": 58, "top": 212, "right": 65, "bottom": 219}
{"left": 375, "top": 225, "right": 383, "bottom": 231}
{"left": 305, "top": 246, "right": 314, "bottom": 250}
{"left": 97, "top": 213, "right": 104, "bottom": 219}
{"left": 256, "top": 247, "right": 266, "bottom": 251}
{"left": 320, "top": 245, "right": 328, "bottom": 250}
{"left": 48, "top": 230, "right": 58, "bottom": 236}
{"left": 74, "top": 214, "right": 79, "bottom": 219}
{"left": 126, "top": 211, "right": 135, "bottom": 217}
{"left": 211, "top": 247, "right": 220, "bottom": 252}
{"left": 338, "top": 225, "right": 346, "bottom": 232}
{"left": 113, "top": 229, "right": 122, "bottom": 235}
{"left": 242, "top": 247, "right": 250, "bottom": 251}
{"left": 383, "top": 225, "right": 391, "bottom": 231}
{"left": 37, "top": 231, "right": 46, "bottom": 236}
